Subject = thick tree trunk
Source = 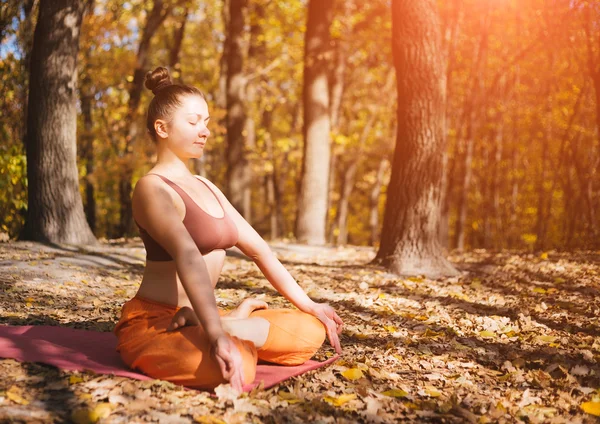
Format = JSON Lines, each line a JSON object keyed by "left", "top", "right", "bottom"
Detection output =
{"left": 373, "top": 0, "right": 457, "bottom": 278}
{"left": 118, "top": 0, "right": 171, "bottom": 236}
{"left": 295, "top": 0, "right": 334, "bottom": 245}
{"left": 21, "top": 0, "right": 96, "bottom": 245}
{"left": 225, "top": 0, "right": 249, "bottom": 215}
{"left": 80, "top": 73, "right": 96, "bottom": 233}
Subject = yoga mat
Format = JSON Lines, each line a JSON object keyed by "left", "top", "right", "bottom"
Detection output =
{"left": 0, "top": 325, "right": 338, "bottom": 392}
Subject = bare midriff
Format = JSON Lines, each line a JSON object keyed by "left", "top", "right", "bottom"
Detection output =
{"left": 134, "top": 248, "right": 226, "bottom": 308}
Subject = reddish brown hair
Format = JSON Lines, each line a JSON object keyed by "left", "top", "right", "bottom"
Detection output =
{"left": 144, "top": 67, "right": 206, "bottom": 142}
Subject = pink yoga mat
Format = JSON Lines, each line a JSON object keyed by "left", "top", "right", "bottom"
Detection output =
{"left": 0, "top": 325, "right": 338, "bottom": 392}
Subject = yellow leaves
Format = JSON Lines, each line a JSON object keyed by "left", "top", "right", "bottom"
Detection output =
{"left": 532, "top": 287, "right": 547, "bottom": 294}
{"left": 383, "top": 325, "right": 397, "bottom": 333}
{"left": 479, "top": 330, "right": 496, "bottom": 339}
{"left": 193, "top": 417, "right": 226, "bottom": 424}
{"left": 540, "top": 252, "right": 549, "bottom": 260}
{"left": 581, "top": 401, "right": 600, "bottom": 416}
{"left": 323, "top": 393, "right": 356, "bottom": 407}
{"left": 341, "top": 368, "right": 364, "bottom": 381}
{"left": 69, "top": 375, "right": 85, "bottom": 384}
{"left": 71, "top": 403, "right": 112, "bottom": 424}
{"left": 423, "top": 328, "right": 444, "bottom": 339}
{"left": 536, "top": 335, "right": 557, "bottom": 344}
{"left": 6, "top": 386, "right": 29, "bottom": 405}
{"left": 278, "top": 390, "right": 303, "bottom": 404}
{"left": 382, "top": 389, "right": 408, "bottom": 398}
{"left": 424, "top": 386, "right": 441, "bottom": 397}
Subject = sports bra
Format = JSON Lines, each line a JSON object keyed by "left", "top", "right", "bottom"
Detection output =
{"left": 135, "top": 174, "right": 239, "bottom": 261}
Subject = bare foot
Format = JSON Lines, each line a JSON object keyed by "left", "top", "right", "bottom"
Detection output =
{"left": 225, "top": 298, "right": 268, "bottom": 320}
{"left": 167, "top": 306, "right": 200, "bottom": 331}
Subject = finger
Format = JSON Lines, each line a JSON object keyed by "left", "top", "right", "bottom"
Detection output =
{"left": 178, "top": 316, "right": 186, "bottom": 326}
{"left": 333, "top": 312, "right": 344, "bottom": 334}
{"left": 328, "top": 323, "right": 342, "bottom": 354}
{"left": 215, "top": 354, "right": 231, "bottom": 380}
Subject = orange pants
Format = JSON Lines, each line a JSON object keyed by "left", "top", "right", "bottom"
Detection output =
{"left": 113, "top": 295, "right": 326, "bottom": 389}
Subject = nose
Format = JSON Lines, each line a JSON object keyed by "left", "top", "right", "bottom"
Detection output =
{"left": 199, "top": 124, "right": 210, "bottom": 138}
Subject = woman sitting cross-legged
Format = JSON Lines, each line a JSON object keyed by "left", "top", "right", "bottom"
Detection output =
{"left": 113, "top": 66, "right": 343, "bottom": 392}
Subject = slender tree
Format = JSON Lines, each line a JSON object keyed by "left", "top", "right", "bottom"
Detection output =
{"left": 225, "top": 0, "right": 250, "bottom": 216}
{"left": 373, "top": 0, "right": 457, "bottom": 278}
{"left": 295, "top": 0, "right": 335, "bottom": 245}
{"left": 20, "top": 0, "right": 96, "bottom": 245}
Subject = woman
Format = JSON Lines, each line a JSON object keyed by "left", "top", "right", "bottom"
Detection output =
{"left": 114, "top": 67, "right": 343, "bottom": 392}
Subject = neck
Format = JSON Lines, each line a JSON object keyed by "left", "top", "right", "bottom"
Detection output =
{"left": 154, "top": 143, "right": 193, "bottom": 178}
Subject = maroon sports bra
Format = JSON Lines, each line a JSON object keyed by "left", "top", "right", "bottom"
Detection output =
{"left": 136, "top": 174, "right": 239, "bottom": 261}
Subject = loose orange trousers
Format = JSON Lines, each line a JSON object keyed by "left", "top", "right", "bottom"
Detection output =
{"left": 113, "top": 295, "right": 326, "bottom": 389}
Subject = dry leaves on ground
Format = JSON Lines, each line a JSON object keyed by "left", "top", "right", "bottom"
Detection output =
{"left": 1, "top": 240, "right": 600, "bottom": 422}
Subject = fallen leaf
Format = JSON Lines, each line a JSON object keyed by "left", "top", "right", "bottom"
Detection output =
{"left": 323, "top": 393, "right": 357, "bottom": 406}
{"left": 193, "top": 416, "right": 226, "bottom": 424}
{"left": 581, "top": 401, "right": 600, "bottom": 416}
{"left": 6, "top": 386, "right": 28, "bottom": 405}
{"left": 382, "top": 389, "right": 408, "bottom": 398}
{"left": 278, "top": 390, "right": 303, "bottom": 404}
{"left": 342, "top": 368, "right": 364, "bottom": 381}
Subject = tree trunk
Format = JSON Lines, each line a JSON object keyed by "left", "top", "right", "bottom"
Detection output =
{"left": 334, "top": 159, "right": 358, "bottom": 246}
{"left": 118, "top": 0, "right": 171, "bottom": 236}
{"left": 169, "top": 6, "right": 189, "bottom": 83}
{"left": 295, "top": 0, "right": 334, "bottom": 245}
{"left": 453, "top": 7, "right": 489, "bottom": 250}
{"left": 80, "top": 72, "right": 96, "bottom": 233}
{"left": 20, "top": 0, "right": 96, "bottom": 245}
{"left": 217, "top": 0, "right": 230, "bottom": 110}
{"left": 18, "top": 0, "right": 38, "bottom": 150}
{"left": 225, "top": 0, "right": 249, "bottom": 215}
{"left": 438, "top": 0, "right": 462, "bottom": 250}
{"left": 373, "top": 0, "right": 457, "bottom": 278}
{"left": 534, "top": 90, "right": 553, "bottom": 251}
{"left": 369, "top": 158, "right": 388, "bottom": 246}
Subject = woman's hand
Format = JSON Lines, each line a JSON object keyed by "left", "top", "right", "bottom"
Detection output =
{"left": 211, "top": 334, "right": 245, "bottom": 392}
{"left": 225, "top": 298, "right": 268, "bottom": 320}
{"left": 311, "top": 303, "right": 343, "bottom": 354}
{"left": 167, "top": 306, "right": 199, "bottom": 331}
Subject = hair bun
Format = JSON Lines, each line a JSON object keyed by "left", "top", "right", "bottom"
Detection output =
{"left": 145, "top": 67, "right": 173, "bottom": 95}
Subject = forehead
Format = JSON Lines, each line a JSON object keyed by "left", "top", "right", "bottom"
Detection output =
{"left": 177, "top": 95, "right": 208, "bottom": 115}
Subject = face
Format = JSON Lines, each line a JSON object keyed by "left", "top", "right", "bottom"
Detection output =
{"left": 155, "top": 95, "right": 211, "bottom": 159}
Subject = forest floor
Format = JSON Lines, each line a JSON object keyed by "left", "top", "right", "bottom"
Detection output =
{"left": 1, "top": 240, "right": 600, "bottom": 423}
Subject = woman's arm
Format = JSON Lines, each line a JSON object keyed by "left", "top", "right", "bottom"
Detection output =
{"left": 133, "top": 176, "right": 244, "bottom": 388}
{"left": 200, "top": 177, "right": 343, "bottom": 353}
{"left": 198, "top": 177, "right": 316, "bottom": 314}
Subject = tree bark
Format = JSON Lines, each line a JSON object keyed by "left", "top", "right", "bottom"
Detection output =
{"left": 369, "top": 158, "right": 388, "bottom": 246}
{"left": 80, "top": 70, "right": 96, "bottom": 233}
{"left": 20, "top": 0, "right": 96, "bottom": 245}
{"left": 225, "top": 0, "right": 249, "bottom": 215}
{"left": 295, "top": 0, "right": 334, "bottom": 245}
{"left": 453, "top": 6, "right": 489, "bottom": 250}
{"left": 118, "top": 0, "right": 171, "bottom": 236}
{"left": 373, "top": 0, "right": 457, "bottom": 278}
{"left": 169, "top": 5, "right": 189, "bottom": 84}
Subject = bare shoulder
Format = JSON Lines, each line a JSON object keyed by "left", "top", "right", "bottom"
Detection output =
{"left": 133, "top": 174, "right": 169, "bottom": 203}
{"left": 133, "top": 174, "right": 183, "bottom": 227}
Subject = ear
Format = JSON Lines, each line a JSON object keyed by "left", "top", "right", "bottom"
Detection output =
{"left": 154, "top": 119, "right": 169, "bottom": 139}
